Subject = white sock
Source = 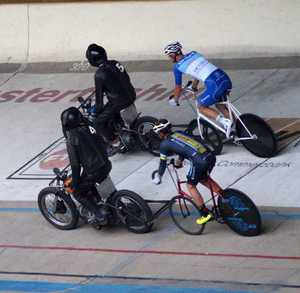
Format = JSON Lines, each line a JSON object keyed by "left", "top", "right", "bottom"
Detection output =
{"left": 216, "top": 114, "right": 224, "bottom": 122}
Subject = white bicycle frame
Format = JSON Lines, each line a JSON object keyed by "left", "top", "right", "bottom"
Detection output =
{"left": 182, "top": 87, "right": 257, "bottom": 142}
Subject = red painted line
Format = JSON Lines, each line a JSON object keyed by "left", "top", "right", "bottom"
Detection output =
{"left": 1, "top": 244, "right": 300, "bottom": 261}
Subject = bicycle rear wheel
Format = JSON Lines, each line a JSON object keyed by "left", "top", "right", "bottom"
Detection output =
{"left": 111, "top": 190, "right": 153, "bottom": 233}
{"left": 169, "top": 196, "right": 205, "bottom": 235}
{"left": 185, "top": 119, "right": 223, "bottom": 155}
{"left": 217, "top": 188, "right": 262, "bottom": 236}
{"left": 236, "top": 113, "right": 277, "bottom": 157}
{"left": 134, "top": 116, "right": 161, "bottom": 157}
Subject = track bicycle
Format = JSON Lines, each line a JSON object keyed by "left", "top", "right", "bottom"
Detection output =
{"left": 151, "top": 159, "right": 262, "bottom": 236}
{"left": 181, "top": 81, "right": 277, "bottom": 157}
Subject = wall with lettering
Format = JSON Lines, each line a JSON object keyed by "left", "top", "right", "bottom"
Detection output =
{"left": 1, "top": 0, "right": 300, "bottom": 63}
{"left": 0, "top": 84, "right": 179, "bottom": 103}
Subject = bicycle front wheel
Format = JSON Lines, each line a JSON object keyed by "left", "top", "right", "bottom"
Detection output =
{"left": 236, "top": 113, "right": 277, "bottom": 157}
{"left": 217, "top": 188, "right": 262, "bottom": 236}
{"left": 38, "top": 187, "right": 79, "bottom": 230}
{"left": 185, "top": 119, "right": 223, "bottom": 155}
{"left": 169, "top": 196, "right": 206, "bottom": 235}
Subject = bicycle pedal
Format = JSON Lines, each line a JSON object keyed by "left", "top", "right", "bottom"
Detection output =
{"left": 222, "top": 137, "right": 234, "bottom": 144}
{"left": 91, "top": 223, "right": 103, "bottom": 230}
{"left": 222, "top": 135, "right": 235, "bottom": 144}
{"left": 233, "top": 140, "right": 242, "bottom": 146}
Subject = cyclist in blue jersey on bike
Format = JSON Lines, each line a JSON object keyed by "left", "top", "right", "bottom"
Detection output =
{"left": 152, "top": 119, "right": 223, "bottom": 225}
{"left": 164, "top": 41, "right": 233, "bottom": 136}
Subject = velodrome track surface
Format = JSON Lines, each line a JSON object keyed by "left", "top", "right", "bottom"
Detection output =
{"left": 0, "top": 61, "right": 300, "bottom": 292}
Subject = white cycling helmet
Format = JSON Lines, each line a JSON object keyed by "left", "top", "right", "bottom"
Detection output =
{"left": 153, "top": 119, "right": 172, "bottom": 134}
{"left": 164, "top": 41, "right": 183, "bottom": 55}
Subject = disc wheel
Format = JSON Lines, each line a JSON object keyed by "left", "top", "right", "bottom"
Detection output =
{"left": 236, "top": 113, "right": 277, "bottom": 157}
{"left": 218, "top": 188, "right": 262, "bottom": 236}
{"left": 38, "top": 187, "right": 79, "bottom": 230}
{"left": 185, "top": 119, "right": 223, "bottom": 155}
{"left": 169, "top": 196, "right": 206, "bottom": 235}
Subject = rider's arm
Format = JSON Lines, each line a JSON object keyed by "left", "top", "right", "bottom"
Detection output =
{"left": 158, "top": 140, "right": 171, "bottom": 177}
{"left": 173, "top": 85, "right": 182, "bottom": 102}
{"left": 158, "top": 154, "right": 167, "bottom": 177}
{"left": 94, "top": 70, "right": 105, "bottom": 114}
{"left": 172, "top": 65, "right": 183, "bottom": 102}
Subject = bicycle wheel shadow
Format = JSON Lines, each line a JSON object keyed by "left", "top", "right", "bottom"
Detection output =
{"left": 259, "top": 208, "right": 300, "bottom": 235}
{"left": 268, "top": 117, "right": 300, "bottom": 154}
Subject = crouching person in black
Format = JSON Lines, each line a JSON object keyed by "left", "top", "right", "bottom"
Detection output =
{"left": 61, "top": 107, "right": 113, "bottom": 224}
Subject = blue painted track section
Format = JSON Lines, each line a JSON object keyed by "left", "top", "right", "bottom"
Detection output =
{"left": 0, "top": 280, "right": 255, "bottom": 293}
{"left": 1, "top": 207, "right": 300, "bottom": 220}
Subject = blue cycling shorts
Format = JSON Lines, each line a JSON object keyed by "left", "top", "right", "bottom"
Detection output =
{"left": 197, "top": 69, "right": 232, "bottom": 107}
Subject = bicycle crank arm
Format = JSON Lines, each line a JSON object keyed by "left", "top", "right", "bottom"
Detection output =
{"left": 234, "top": 135, "right": 257, "bottom": 142}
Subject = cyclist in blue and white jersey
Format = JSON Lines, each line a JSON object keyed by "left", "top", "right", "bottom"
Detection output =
{"left": 164, "top": 41, "right": 233, "bottom": 135}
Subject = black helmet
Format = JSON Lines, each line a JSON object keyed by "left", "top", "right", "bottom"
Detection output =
{"left": 153, "top": 119, "right": 172, "bottom": 134}
{"left": 61, "top": 107, "right": 83, "bottom": 133}
{"left": 86, "top": 43, "right": 107, "bottom": 67}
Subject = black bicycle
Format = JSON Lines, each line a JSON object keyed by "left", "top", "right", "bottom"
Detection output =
{"left": 77, "top": 95, "right": 161, "bottom": 157}
{"left": 38, "top": 168, "right": 153, "bottom": 233}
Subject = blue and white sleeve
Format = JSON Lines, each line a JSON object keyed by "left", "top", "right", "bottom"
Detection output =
{"left": 173, "top": 65, "right": 182, "bottom": 86}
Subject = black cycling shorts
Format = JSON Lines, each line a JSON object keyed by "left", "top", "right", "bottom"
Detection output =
{"left": 186, "top": 154, "right": 216, "bottom": 185}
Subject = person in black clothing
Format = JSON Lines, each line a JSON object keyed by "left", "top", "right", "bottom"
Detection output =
{"left": 152, "top": 119, "right": 222, "bottom": 225}
{"left": 85, "top": 43, "right": 136, "bottom": 144}
{"left": 61, "top": 107, "right": 113, "bottom": 224}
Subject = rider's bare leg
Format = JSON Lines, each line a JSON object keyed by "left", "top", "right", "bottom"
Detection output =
{"left": 216, "top": 103, "right": 230, "bottom": 119}
{"left": 198, "top": 105, "right": 232, "bottom": 132}
{"left": 200, "top": 177, "right": 223, "bottom": 195}
{"left": 186, "top": 183, "right": 205, "bottom": 208}
{"left": 197, "top": 105, "right": 220, "bottom": 120}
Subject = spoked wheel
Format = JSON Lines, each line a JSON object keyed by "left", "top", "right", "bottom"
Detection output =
{"left": 38, "top": 187, "right": 79, "bottom": 230}
{"left": 169, "top": 196, "right": 206, "bottom": 235}
{"left": 134, "top": 116, "right": 161, "bottom": 156}
{"left": 218, "top": 188, "right": 262, "bottom": 236}
{"left": 236, "top": 113, "right": 277, "bottom": 157}
{"left": 111, "top": 190, "right": 153, "bottom": 233}
{"left": 185, "top": 119, "right": 223, "bottom": 155}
